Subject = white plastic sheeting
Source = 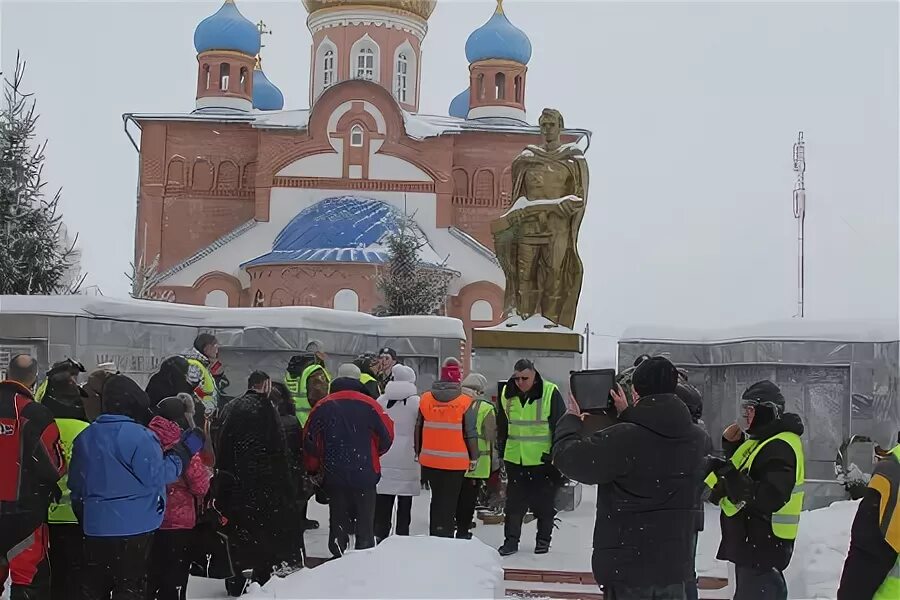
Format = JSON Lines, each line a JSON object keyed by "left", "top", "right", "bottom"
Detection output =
{"left": 0, "top": 296, "right": 465, "bottom": 339}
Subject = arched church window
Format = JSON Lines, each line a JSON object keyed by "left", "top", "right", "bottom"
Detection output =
{"left": 356, "top": 48, "right": 375, "bottom": 80}
{"left": 495, "top": 72, "right": 506, "bottom": 100}
{"left": 219, "top": 63, "right": 230, "bottom": 92}
{"left": 204, "top": 290, "right": 229, "bottom": 308}
{"left": 470, "top": 300, "right": 493, "bottom": 322}
{"left": 396, "top": 52, "right": 408, "bottom": 103}
{"left": 240, "top": 67, "right": 249, "bottom": 94}
{"left": 477, "top": 73, "right": 485, "bottom": 100}
{"left": 252, "top": 290, "right": 265, "bottom": 307}
{"left": 514, "top": 75, "right": 522, "bottom": 103}
{"left": 350, "top": 125, "right": 364, "bottom": 148}
{"left": 333, "top": 289, "right": 359, "bottom": 312}
{"left": 323, "top": 49, "right": 335, "bottom": 89}
{"left": 203, "top": 64, "right": 211, "bottom": 90}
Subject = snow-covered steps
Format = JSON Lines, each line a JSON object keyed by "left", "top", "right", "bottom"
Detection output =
{"left": 503, "top": 569, "right": 730, "bottom": 600}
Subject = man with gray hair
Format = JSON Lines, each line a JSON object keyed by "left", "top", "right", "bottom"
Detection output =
{"left": 0, "top": 354, "right": 66, "bottom": 599}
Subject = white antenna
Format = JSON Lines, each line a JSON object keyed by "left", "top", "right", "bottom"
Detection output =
{"left": 792, "top": 131, "right": 806, "bottom": 318}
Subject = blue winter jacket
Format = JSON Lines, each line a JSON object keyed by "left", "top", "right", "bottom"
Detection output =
{"left": 68, "top": 414, "right": 184, "bottom": 537}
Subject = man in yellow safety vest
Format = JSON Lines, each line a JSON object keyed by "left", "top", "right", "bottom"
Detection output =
{"left": 496, "top": 358, "right": 566, "bottom": 557}
{"left": 36, "top": 359, "right": 91, "bottom": 600}
{"left": 284, "top": 353, "right": 331, "bottom": 427}
{"left": 456, "top": 372, "right": 498, "bottom": 540}
{"left": 838, "top": 435, "right": 900, "bottom": 600}
{"left": 705, "top": 381, "right": 804, "bottom": 600}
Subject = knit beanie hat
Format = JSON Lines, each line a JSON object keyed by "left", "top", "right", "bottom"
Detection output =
{"left": 631, "top": 356, "right": 679, "bottom": 397}
{"left": 440, "top": 357, "right": 462, "bottom": 383}
{"left": 461, "top": 372, "right": 487, "bottom": 396}
{"left": 337, "top": 363, "right": 362, "bottom": 379}
{"left": 102, "top": 374, "right": 154, "bottom": 425}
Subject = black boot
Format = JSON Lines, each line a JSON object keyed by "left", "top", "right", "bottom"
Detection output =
{"left": 534, "top": 539, "right": 551, "bottom": 554}
{"left": 498, "top": 540, "right": 518, "bottom": 556}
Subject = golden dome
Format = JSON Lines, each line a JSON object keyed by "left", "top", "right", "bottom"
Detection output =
{"left": 302, "top": 0, "right": 436, "bottom": 20}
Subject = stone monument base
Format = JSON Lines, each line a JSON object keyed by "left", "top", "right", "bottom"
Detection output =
{"left": 471, "top": 314, "right": 584, "bottom": 401}
{"left": 471, "top": 315, "right": 585, "bottom": 512}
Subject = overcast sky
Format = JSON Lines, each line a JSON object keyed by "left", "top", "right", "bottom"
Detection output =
{"left": 1, "top": 0, "right": 897, "bottom": 351}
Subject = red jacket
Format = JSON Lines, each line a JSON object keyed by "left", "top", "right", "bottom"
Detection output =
{"left": 148, "top": 416, "right": 211, "bottom": 530}
{"left": 0, "top": 381, "right": 65, "bottom": 516}
{"left": 303, "top": 384, "right": 394, "bottom": 489}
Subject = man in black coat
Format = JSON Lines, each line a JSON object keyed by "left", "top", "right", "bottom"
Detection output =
{"left": 675, "top": 382, "right": 713, "bottom": 600}
{"left": 708, "top": 381, "right": 804, "bottom": 600}
{"left": 552, "top": 356, "right": 706, "bottom": 600}
{"left": 216, "top": 371, "right": 303, "bottom": 595}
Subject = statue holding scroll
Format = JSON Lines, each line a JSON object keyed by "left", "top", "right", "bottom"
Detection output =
{"left": 491, "top": 108, "right": 589, "bottom": 330}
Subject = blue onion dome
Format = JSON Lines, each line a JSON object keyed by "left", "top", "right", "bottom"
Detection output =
{"left": 194, "top": 0, "right": 261, "bottom": 56}
{"left": 449, "top": 88, "right": 470, "bottom": 118}
{"left": 252, "top": 68, "right": 284, "bottom": 111}
{"left": 464, "top": 1, "right": 532, "bottom": 65}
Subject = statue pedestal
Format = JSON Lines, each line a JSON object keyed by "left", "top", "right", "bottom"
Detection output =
{"left": 472, "top": 315, "right": 585, "bottom": 512}
{"left": 471, "top": 315, "right": 584, "bottom": 401}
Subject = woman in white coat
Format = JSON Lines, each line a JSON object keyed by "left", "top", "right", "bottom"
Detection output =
{"left": 374, "top": 364, "right": 421, "bottom": 542}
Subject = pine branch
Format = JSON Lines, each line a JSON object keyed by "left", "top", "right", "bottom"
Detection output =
{"left": 0, "top": 51, "right": 81, "bottom": 295}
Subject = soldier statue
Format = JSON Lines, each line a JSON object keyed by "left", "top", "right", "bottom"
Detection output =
{"left": 491, "top": 108, "right": 589, "bottom": 329}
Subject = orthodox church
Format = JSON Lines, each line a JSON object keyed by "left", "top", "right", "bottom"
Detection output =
{"left": 126, "top": 0, "right": 589, "bottom": 359}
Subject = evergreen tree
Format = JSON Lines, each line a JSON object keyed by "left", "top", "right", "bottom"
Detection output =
{"left": 0, "top": 53, "right": 81, "bottom": 295}
{"left": 374, "top": 214, "right": 456, "bottom": 316}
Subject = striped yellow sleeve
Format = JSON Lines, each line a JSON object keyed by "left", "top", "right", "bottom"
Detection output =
{"left": 870, "top": 468, "right": 900, "bottom": 553}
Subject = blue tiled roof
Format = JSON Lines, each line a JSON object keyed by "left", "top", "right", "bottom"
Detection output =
{"left": 242, "top": 196, "right": 440, "bottom": 267}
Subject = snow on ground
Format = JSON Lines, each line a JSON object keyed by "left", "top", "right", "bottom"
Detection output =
{"left": 0, "top": 486, "right": 855, "bottom": 599}
{"left": 785, "top": 500, "right": 858, "bottom": 599}
{"left": 243, "top": 536, "right": 503, "bottom": 599}
{"left": 186, "top": 486, "right": 856, "bottom": 599}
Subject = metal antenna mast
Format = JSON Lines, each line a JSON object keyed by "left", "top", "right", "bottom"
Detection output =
{"left": 792, "top": 131, "right": 806, "bottom": 318}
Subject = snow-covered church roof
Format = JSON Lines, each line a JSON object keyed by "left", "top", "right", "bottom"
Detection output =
{"left": 241, "top": 196, "right": 445, "bottom": 268}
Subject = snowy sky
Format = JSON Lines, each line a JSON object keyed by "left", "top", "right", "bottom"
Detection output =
{"left": 1, "top": 0, "right": 897, "bottom": 353}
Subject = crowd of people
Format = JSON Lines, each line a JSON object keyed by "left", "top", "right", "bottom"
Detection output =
{"left": 0, "top": 339, "right": 567, "bottom": 599}
{"left": 5, "top": 337, "right": 898, "bottom": 600}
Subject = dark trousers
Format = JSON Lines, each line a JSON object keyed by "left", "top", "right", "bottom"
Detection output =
{"left": 421, "top": 467, "right": 466, "bottom": 538}
{"left": 455, "top": 478, "right": 483, "bottom": 538}
{"left": 147, "top": 529, "right": 193, "bottom": 600}
{"left": 0, "top": 517, "right": 49, "bottom": 600}
{"left": 734, "top": 566, "right": 787, "bottom": 600}
{"left": 503, "top": 462, "right": 557, "bottom": 545}
{"left": 326, "top": 485, "right": 376, "bottom": 557}
{"left": 605, "top": 583, "right": 686, "bottom": 600}
{"left": 374, "top": 494, "right": 412, "bottom": 541}
{"left": 50, "top": 523, "right": 83, "bottom": 600}
{"left": 82, "top": 532, "right": 154, "bottom": 600}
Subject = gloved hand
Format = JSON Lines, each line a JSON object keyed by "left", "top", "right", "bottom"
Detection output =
{"left": 49, "top": 484, "right": 63, "bottom": 506}
{"left": 720, "top": 468, "right": 754, "bottom": 504}
{"left": 706, "top": 456, "right": 732, "bottom": 477}
{"left": 181, "top": 427, "right": 205, "bottom": 456}
{"left": 708, "top": 482, "right": 725, "bottom": 505}
{"left": 468, "top": 460, "right": 478, "bottom": 472}
{"left": 168, "top": 427, "right": 206, "bottom": 473}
